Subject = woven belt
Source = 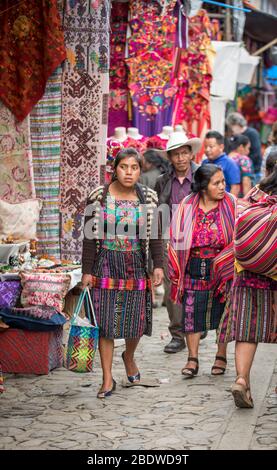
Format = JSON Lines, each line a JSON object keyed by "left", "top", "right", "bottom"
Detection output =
{"left": 91, "top": 276, "right": 151, "bottom": 291}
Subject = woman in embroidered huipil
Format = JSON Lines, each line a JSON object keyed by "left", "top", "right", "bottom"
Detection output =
{"left": 169, "top": 165, "right": 236, "bottom": 378}
{"left": 82, "top": 148, "right": 164, "bottom": 398}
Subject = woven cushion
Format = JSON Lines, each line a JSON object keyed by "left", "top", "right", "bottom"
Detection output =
{"left": 20, "top": 272, "right": 71, "bottom": 313}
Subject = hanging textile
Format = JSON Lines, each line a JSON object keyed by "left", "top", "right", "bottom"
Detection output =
{"left": 108, "top": 0, "right": 130, "bottom": 136}
{"left": 0, "top": 103, "right": 34, "bottom": 203}
{"left": 0, "top": 0, "right": 66, "bottom": 122}
{"left": 30, "top": 67, "right": 63, "bottom": 259}
{"left": 60, "top": 0, "right": 110, "bottom": 261}
{"left": 172, "top": 9, "right": 213, "bottom": 161}
{"left": 127, "top": 0, "right": 177, "bottom": 136}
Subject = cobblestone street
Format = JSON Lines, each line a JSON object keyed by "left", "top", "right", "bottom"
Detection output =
{"left": 0, "top": 306, "right": 276, "bottom": 451}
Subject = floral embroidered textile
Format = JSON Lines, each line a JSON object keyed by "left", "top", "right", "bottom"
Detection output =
{"left": 0, "top": 102, "right": 34, "bottom": 202}
{"left": 192, "top": 207, "right": 225, "bottom": 249}
{"left": 101, "top": 198, "right": 145, "bottom": 252}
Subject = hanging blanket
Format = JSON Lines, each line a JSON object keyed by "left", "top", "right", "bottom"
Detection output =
{"left": 0, "top": 0, "right": 66, "bottom": 121}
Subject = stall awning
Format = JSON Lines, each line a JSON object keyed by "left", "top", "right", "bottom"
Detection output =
{"left": 244, "top": 5, "right": 277, "bottom": 44}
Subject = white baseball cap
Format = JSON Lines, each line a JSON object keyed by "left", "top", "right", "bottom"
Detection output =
{"left": 166, "top": 131, "right": 201, "bottom": 155}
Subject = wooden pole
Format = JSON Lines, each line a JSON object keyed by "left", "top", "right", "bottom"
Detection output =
{"left": 225, "top": 0, "right": 232, "bottom": 41}
{"left": 253, "top": 38, "right": 277, "bottom": 56}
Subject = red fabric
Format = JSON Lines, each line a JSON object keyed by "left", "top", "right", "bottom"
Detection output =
{"left": 0, "top": 0, "right": 66, "bottom": 121}
{"left": 0, "top": 327, "right": 63, "bottom": 374}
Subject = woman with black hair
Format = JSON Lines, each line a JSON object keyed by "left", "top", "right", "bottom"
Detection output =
{"left": 81, "top": 148, "right": 164, "bottom": 398}
{"left": 223, "top": 160, "right": 277, "bottom": 408}
{"left": 140, "top": 149, "right": 169, "bottom": 190}
{"left": 168, "top": 164, "right": 236, "bottom": 378}
{"left": 228, "top": 134, "right": 254, "bottom": 197}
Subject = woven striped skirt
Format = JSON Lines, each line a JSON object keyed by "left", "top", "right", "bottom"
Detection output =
{"left": 217, "top": 270, "right": 277, "bottom": 343}
{"left": 90, "top": 248, "right": 152, "bottom": 339}
{"left": 182, "top": 254, "right": 225, "bottom": 333}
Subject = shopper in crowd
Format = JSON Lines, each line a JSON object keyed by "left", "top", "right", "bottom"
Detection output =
{"left": 140, "top": 149, "right": 169, "bottom": 307}
{"left": 227, "top": 163, "right": 277, "bottom": 408}
{"left": 261, "top": 120, "right": 277, "bottom": 177}
{"left": 226, "top": 112, "right": 262, "bottom": 184}
{"left": 81, "top": 148, "right": 164, "bottom": 398}
{"left": 203, "top": 131, "right": 241, "bottom": 196}
{"left": 155, "top": 132, "right": 201, "bottom": 353}
{"left": 228, "top": 134, "right": 253, "bottom": 197}
{"left": 168, "top": 165, "right": 236, "bottom": 378}
{"left": 140, "top": 149, "right": 169, "bottom": 190}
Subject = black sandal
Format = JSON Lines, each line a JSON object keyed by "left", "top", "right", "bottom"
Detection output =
{"left": 211, "top": 355, "right": 227, "bottom": 375}
{"left": 181, "top": 356, "right": 199, "bottom": 379}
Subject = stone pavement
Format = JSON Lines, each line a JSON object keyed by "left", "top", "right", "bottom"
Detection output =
{"left": 0, "top": 306, "right": 276, "bottom": 451}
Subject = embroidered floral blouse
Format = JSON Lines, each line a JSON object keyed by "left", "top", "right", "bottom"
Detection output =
{"left": 101, "top": 196, "right": 145, "bottom": 251}
{"left": 192, "top": 206, "right": 225, "bottom": 249}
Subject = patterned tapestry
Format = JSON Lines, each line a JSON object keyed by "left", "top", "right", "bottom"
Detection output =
{"left": 60, "top": 0, "right": 110, "bottom": 261}
{"left": 0, "top": 0, "right": 66, "bottom": 122}
{"left": 30, "top": 67, "right": 63, "bottom": 259}
{"left": 0, "top": 102, "right": 34, "bottom": 203}
{"left": 108, "top": 0, "right": 130, "bottom": 136}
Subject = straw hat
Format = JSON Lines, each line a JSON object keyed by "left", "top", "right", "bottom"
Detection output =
{"left": 166, "top": 131, "right": 201, "bottom": 155}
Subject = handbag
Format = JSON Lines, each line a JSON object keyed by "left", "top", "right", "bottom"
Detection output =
{"left": 65, "top": 288, "right": 99, "bottom": 373}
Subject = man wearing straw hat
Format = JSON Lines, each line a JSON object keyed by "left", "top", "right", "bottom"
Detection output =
{"left": 155, "top": 131, "right": 202, "bottom": 353}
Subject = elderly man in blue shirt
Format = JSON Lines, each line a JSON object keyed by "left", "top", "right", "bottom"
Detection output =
{"left": 203, "top": 131, "right": 241, "bottom": 196}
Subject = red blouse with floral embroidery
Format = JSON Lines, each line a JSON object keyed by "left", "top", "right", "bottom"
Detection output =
{"left": 192, "top": 206, "right": 225, "bottom": 249}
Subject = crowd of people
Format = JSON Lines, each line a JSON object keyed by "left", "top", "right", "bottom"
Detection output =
{"left": 81, "top": 113, "right": 277, "bottom": 409}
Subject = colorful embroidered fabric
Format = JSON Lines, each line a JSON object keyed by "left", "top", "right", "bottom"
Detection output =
{"left": 101, "top": 198, "right": 145, "bottom": 252}
{"left": 0, "top": 0, "right": 66, "bottom": 122}
{"left": 30, "top": 66, "right": 63, "bottom": 259}
{"left": 0, "top": 103, "right": 35, "bottom": 202}
{"left": 60, "top": 0, "right": 110, "bottom": 261}
{"left": 146, "top": 135, "right": 168, "bottom": 150}
{"left": 192, "top": 207, "right": 225, "bottom": 249}
{"left": 122, "top": 137, "right": 148, "bottom": 154}
{"left": 126, "top": 53, "right": 177, "bottom": 136}
{"left": 127, "top": 0, "right": 177, "bottom": 136}
{"left": 108, "top": 1, "right": 130, "bottom": 136}
{"left": 20, "top": 272, "right": 71, "bottom": 313}
{"left": 172, "top": 9, "right": 213, "bottom": 160}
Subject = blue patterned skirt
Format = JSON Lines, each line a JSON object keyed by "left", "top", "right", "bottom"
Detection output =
{"left": 182, "top": 256, "right": 225, "bottom": 333}
{"left": 90, "top": 248, "right": 152, "bottom": 339}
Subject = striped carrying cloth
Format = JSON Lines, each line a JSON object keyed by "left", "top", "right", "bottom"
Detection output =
{"left": 234, "top": 194, "right": 277, "bottom": 278}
